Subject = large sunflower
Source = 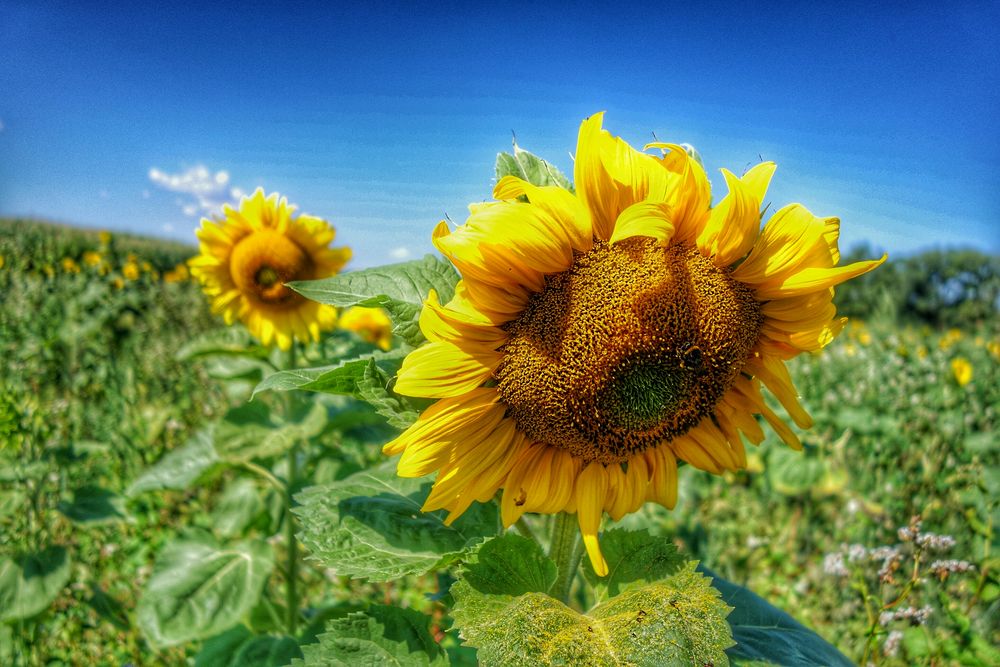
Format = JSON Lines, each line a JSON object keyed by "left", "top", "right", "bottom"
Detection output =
{"left": 385, "top": 113, "right": 884, "bottom": 576}
{"left": 189, "top": 188, "right": 351, "bottom": 350}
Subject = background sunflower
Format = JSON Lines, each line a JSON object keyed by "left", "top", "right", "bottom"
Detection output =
{"left": 188, "top": 188, "right": 351, "bottom": 350}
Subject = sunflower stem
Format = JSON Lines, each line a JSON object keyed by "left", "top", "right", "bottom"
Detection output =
{"left": 283, "top": 342, "right": 300, "bottom": 636}
{"left": 548, "top": 512, "right": 583, "bottom": 604}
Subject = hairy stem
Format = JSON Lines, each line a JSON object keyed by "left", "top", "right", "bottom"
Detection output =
{"left": 548, "top": 512, "right": 583, "bottom": 604}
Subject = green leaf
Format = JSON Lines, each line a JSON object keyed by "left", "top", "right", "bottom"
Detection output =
{"left": 0, "top": 488, "right": 27, "bottom": 519}
{"left": 196, "top": 625, "right": 302, "bottom": 667}
{"left": 460, "top": 534, "right": 556, "bottom": 597}
{"left": 177, "top": 327, "right": 271, "bottom": 362}
{"left": 495, "top": 141, "right": 572, "bottom": 190}
{"left": 213, "top": 400, "right": 327, "bottom": 463}
{"left": 85, "top": 584, "right": 130, "bottom": 631}
{"left": 127, "top": 427, "right": 220, "bottom": 496}
{"left": 136, "top": 537, "right": 275, "bottom": 648}
{"left": 57, "top": 485, "right": 127, "bottom": 524}
{"left": 703, "top": 567, "right": 853, "bottom": 667}
{"left": 294, "top": 460, "right": 499, "bottom": 582}
{"left": 289, "top": 255, "right": 460, "bottom": 347}
{"left": 0, "top": 546, "right": 72, "bottom": 622}
{"left": 766, "top": 444, "right": 828, "bottom": 496}
{"left": 251, "top": 348, "right": 406, "bottom": 400}
{"left": 211, "top": 478, "right": 263, "bottom": 538}
{"left": 291, "top": 605, "right": 449, "bottom": 666}
{"left": 582, "top": 528, "right": 684, "bottom": 603}
{"left": 355, "top": 358, "right": 419, "bottom": 430}
{"left": 451, "top": 562, "right": 733, "bottom": 667}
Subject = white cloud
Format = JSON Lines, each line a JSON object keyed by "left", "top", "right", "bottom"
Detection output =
{"left": 389, "top": 246, "right": 411, "bottom": 260}
{"left": 148, "top": 164, "right": 245, "bottom": 218}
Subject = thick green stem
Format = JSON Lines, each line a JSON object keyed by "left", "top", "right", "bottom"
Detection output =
{"left": 548, "top": 512, "right": 583, "bottom": 604}
{"left": 283, "top": 342, "right": 300, "bottom": 636}
{"left": 285, "top": 442, "right": 300, "bottom": 636}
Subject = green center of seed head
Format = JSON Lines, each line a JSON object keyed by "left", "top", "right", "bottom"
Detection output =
{"left": 255, "top": 265, "right": 280, "bottom": 287}
{"left": 599, "top": 360, "right": 688, "bottom": 432}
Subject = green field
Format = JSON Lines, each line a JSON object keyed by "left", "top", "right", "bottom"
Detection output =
{"left": 1, "top": 218, "right": 997, "bottom": 665}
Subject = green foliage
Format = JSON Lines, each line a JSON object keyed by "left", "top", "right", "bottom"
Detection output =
{"left": 705, "top": 567, "right": 853, "bottom": 666}
{"left": 0, "top": 547, "right": 72, "bottom": 622}
{"left": 127, "top": 427, "right": 220, "bottom": 495}
{"left": 836, "top": 245, "right": 999, "bottom": 327}
{"left": 196, "top": 625, "right": 302, "bottom": 667}
{"left": 136, "top": 536, "right": 275, "bottom": 648}
{"left": 294, "top": 461, "right": 500, "bottom": 581}
{"left": 212, "top": 401, "right": 327, "bottom": 463}
{"left": 252, "top": 348, "right": 406, "bottom": 399}
{"left": 56, "top": 485, "right": 127, "bottom": 524}
{"left": 289, "top": 255, "right": 460, "bottom": 347}
{"left": 582, "top": 528, "right": 684, "bottom": 603}
{"left": 453, "top": 560, "right": 733, "bottom": 667}
{"left": 495, "top": 140, "right": 573, "bottom": 191}
{"left": 292, "top": 605, "right": 449, "bottom": 666}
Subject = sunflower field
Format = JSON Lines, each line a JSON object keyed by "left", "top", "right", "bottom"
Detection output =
{"left": 1, "top": 121, "right": 997, "bottom": 667}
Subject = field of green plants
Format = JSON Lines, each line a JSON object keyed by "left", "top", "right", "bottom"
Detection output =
{"left": 1, "top": 214, "right": 997, "bottom": 666}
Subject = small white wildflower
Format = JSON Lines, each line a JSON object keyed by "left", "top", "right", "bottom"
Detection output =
{"left": 930, "top": 559, "right": 975, "bottom": 577}
{"left": 823, "top": 552, "right": 849, "bottom": 577}
{"left": 883, "top": 630, "right": 904, "bottom": 657}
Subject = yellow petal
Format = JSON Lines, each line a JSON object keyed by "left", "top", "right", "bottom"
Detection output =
{"left": 576, "top": 463, "right": 609, "bottom": 577}
{"left": 696, "top": 168, "right": 760, "bottom": 265}
{"left": 609, "top": 201, "right": 675, "bottom": 246}
{"left": 394, "top": 341, "right": 501, "bottom": 398}
{"left": 419, "top": 290, "right": 508, "bottom": 348}
{"left": 493, "top": 175, "right": 593, "bottom": 253}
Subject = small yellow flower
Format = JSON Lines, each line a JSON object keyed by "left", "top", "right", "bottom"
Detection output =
{"left": 163, "top": 263, "right": 190, "bottom": 283}
{"left": 83, "top": 251, "right": 103, "bottom": 267}
{"left": 61, "top": 257, "right": 81, "bottom": 273}
{"left": 112, "top": 277, "right": 125, "bottom": 290}
{"left": 43, "top": 264, "right": 55, "bottom": 278}
{"left": 988, "top": 341, "right": 1000, "bottom": 361}
{"left": 189, "top": 188, "right": 351, "bottom": 350}
{"left": 858, "top": 330, "right": 872, "bottom": 346}
{"left": 0, "top": 255, "right": 5, "bottom": 270}
{"left": 939, "top": 328, "right": 962, "bottom": 350}
{"left": 339, "top": 306, "right": 393, "bottom": 350}
{"left": 122, "top": 262, "right": 140, "bottom": 281}
{"left": 98, "top": 231, "right": 112, "bottom": 245}
{"left": 917, "top": 345, "right": 929, "bottom": 360}
{"left": 951, "top": 358, "right": 972, "bottom": 386}
{"left": 140, "top": 261, "right": 153, "bottom": 273}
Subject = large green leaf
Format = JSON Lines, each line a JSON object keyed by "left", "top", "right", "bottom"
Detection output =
{"left": 136, "top": 537, "right": 275, "bottom": 648}
{"left": 582, "top": 528, "right": 684, "bottom": 603}
{"left": 451, "top": 562, "right": 733, "bottom": 667}
{"left": 213, "top": 401, "right": 327, "bottom": 463}
{"left": 251, "top": 348, "right": 406, "bottom": 400}
{"left": 211, "top": 478, "right": 263, "bottom": 538}
{"left": 127, "top": 427, "right": 220, "bottom": 496}
{"left": 460, "top": 534, "right": 556, "bottom": 598}
{"left": 57, "top": 485, "right": 127, "bottom": 524}
{"left": 196, "top": 625, "right": 302, "bottom": 667}
{"left": 288, "top": 255, "right": 459, "bottom": 347}
{"left": 355, "top": 358, "right": 419, "bottom": 430}
{"left": 495, "top": 141, "right": 572, "bottom": 191}
{"left": 291, "top": 605, "right": 449, "bottom": 666}
{"left": 294, "top": 461, "right": 499, "bottom": 582}
{"left": 0, "top": 546, "right": 72, "bottom": 622}
{"left": 703, "top": 567, "right": 853, "bottom": 667}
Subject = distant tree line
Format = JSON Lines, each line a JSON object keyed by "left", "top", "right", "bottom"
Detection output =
{"left": 834, "top": 245, "right": 999, "bottom": 327}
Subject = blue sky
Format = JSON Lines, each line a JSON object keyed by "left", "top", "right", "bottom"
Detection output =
{"left": 1, "top": 1, "right": 997, "bottom": 267}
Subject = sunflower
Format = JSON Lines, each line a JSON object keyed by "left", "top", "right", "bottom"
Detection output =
{"left": 385, "top": 113, "right": 884, "bottom": 576}
{"left": 189, "top": 188, "right": 351, "bottom": 350}
{"left": 339, "top": 306, "right": 393, "bottom": 350}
